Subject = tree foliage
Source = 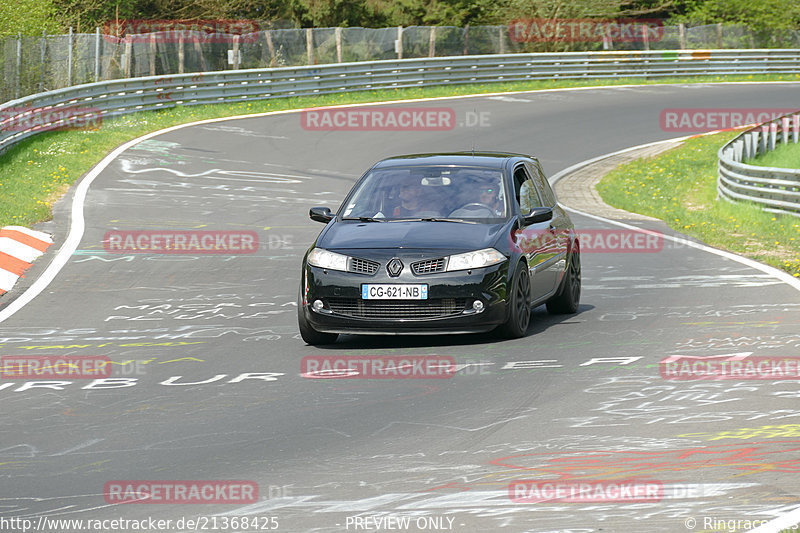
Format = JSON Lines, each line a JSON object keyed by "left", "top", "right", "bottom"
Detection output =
{"left": 0, "top": 0, "right": 60, "bottom": 38}
{"left": 12, "top": 0, "right": 800, "bottom": 34}
{"left": 672, "top": 0, "right": 800, "bottom": 32}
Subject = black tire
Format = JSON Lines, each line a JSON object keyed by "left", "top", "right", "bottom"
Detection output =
{"left": 496, "top": 262, "right": 532, "bottom": 339}
{"left": 297, "top": 292, "right": 338, "bottom": 345}
{"left": 546, "top": 245, "right": 581, "bottom": 315}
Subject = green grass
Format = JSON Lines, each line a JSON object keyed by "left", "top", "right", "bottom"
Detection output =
{"left": 596, "top": 132, "right": 800, "bottom": 277}
{"left": 1, "top": 72, "right": 800, "bottom": 228}
{"left": 750, "top": 138, "right": 800, "bottom": 168}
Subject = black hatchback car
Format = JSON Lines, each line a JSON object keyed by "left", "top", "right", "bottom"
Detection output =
{"left": 298, "top": 152, "right": 580, "bottom": 345}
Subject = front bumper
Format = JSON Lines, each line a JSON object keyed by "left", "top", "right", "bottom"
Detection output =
{"left": 301, "top": 258, "right": 510, "bottom": 335}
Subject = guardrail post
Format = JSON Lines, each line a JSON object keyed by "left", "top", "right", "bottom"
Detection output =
{"left": 793, "top": 114, "right": 799, "bottom": 144}
{"left": 757, "top": 131, "right": 764, "bottom": 157}
{"left": 769, "top": 123, "right": 777, "bottom": 151}
{"left": 68, "top": 27, "right": 74, "bottom": 86}
{"left": 781, "top": 117, "right": 790, "bottom": 144}
{"left": 335, "top": 27, "right": 342, "bottom": 63}
{"left": 761, "top": 125, "right": 769, "bottom": 154}
{"left": 733, "top": 139, "right": 743, "bottom": 162}
{"left": 743, "top": 132, "right": 753, "bottom": 160}
{"left": 306, "top": 28, "right": 314, "bottom": 65}
{"left": 95, "top": 27, "right": 101, "bottom": 82}
{"left": 429, "top": 27, "right": 436, "bottom": 57}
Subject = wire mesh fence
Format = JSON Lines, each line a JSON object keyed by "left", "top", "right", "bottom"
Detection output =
{"left": 3, "top": 22, "right": 800, "bottom": 103}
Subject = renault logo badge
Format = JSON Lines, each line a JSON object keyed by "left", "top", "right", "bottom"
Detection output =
{"left": 387, "top": 258, "right": 403, "bottom": 277}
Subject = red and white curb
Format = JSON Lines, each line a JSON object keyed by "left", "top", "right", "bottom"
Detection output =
{"left": 0, "top": 226, "right": 53, "bottom": 295}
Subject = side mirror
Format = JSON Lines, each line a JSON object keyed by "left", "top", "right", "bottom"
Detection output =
{"left": 309, "top": 206, "right": 334, "bottom": 223}
{"left": 523, "top": 207, "right": 553, "bottom": 225}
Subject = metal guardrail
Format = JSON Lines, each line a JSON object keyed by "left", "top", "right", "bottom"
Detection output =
{"left": 2, "top": 49, "right": 800, "bottom": 156}
{"left": 718, "top": 111, "right": 800, "bottom": 217}
{"left": 4, "top": 22, "right": 800, "bottom": 104}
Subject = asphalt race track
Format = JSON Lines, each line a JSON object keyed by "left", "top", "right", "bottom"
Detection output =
{"left": 2, "top": 83, "right": 800, "bottom": 533}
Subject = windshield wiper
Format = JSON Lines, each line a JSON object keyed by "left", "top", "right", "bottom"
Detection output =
{"left": 366, "top": 217, "right": 478, "bottom": 224}
{"left": 417, "top": 217, "right": 478, "bottom": 224}
{"left": 341, "top": 216, "right": 386, "bottom": 222}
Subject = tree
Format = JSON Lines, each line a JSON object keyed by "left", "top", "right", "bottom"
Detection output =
{"left": 670, "top": 0, "right": 800, "bottom": 31}
{"left": 0, "top": 0, "right": 60, "bottom": 38}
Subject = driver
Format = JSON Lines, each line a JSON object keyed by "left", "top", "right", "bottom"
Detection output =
{"left": 393, "top": 178, "right": 440, "bottom": 217}
{"left": 394, "top": 179, "right": 424, "bottom": 216}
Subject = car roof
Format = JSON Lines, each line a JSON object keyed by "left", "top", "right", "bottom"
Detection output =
{"left": 372, "top": 152, "right": 537, "bottom": 169}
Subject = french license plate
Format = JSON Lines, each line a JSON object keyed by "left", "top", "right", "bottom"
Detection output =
{"left": 362, "top": 284, "right": 428, "bottom": 300}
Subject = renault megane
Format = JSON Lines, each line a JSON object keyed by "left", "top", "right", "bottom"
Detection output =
{"left": 297, "top": 152, "right": 581, "bottom": 345}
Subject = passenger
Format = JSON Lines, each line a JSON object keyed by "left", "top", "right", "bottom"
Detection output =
{"left": 450, "top": 178, "right": 504, "bottom": 217}
{"left": 477, "top": 183, "right": 503, "bottom": 215}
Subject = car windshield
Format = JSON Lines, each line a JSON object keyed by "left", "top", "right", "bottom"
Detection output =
{"left": 340, "top": 166, "right": 508, "bottom": 221}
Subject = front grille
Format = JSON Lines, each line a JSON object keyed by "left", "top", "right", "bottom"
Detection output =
{"left": 411, "top": 258, "right": 446, "bottom": 275}
{"left": 348, "top": 257, "right": 379, "bottom": 275}
{"left": 327, "top": 298, "right": 468, "bottom": 320}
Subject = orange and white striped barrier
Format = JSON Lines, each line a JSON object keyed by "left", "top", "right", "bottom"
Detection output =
{"left": 0, "top": 226, "right": 53, "bottom": 295}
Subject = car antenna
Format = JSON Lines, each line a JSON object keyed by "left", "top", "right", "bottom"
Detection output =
{"left": 471, "top": 107, "right": 477, "bottom": 156}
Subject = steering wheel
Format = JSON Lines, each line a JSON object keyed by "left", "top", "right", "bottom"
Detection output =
{"left": 450, "top": 202, "right": 495, "bottom": 217}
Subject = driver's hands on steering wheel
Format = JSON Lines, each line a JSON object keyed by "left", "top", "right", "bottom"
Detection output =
{"left": 449, "top": 202, "right": 496, "bottom": 217}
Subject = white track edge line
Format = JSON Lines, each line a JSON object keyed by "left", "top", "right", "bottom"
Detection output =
{"left": 747, "top": 508, "right": 800, "bottom": 533}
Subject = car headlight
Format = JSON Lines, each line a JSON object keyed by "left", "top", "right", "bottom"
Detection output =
{"left": 446, "top": 248, "right": 506, "bottom": 272}
{"left": 307, "top": 248, "right": 349, "bottom": 271}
